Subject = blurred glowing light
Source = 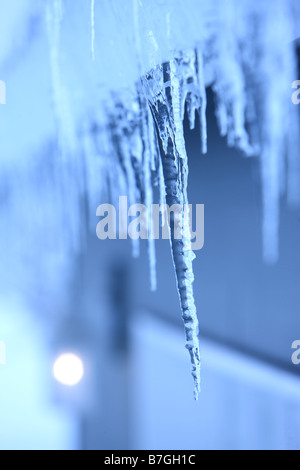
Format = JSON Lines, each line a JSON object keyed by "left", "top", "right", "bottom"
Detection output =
{"left": 53, "top": 353, "right": 84, "bottom": 386}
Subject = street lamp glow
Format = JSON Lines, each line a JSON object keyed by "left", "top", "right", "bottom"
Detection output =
{"left": 53, "top": 353, "right": 84, "bottom": 386}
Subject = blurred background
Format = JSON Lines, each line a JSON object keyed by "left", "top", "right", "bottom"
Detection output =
{"left": 0, "top": 0, "right": 299, "bottom": 451}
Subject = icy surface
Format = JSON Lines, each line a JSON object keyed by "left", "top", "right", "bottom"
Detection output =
{"left": 0, "top": 0, "right": 300, "bottom": 397}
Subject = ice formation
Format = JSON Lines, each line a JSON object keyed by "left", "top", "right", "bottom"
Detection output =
{"left": 0, "top": 0, "right": 300, "bottom": 398}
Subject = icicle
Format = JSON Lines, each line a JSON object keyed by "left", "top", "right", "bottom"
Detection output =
{"left": 258, "top": 0, "right": 296, "bottom": 263}
{"left": 124, "top": 144, "right": 140, "bottom": 258}
{"left": 196, "top": 49, "right": 207, "bottom": 154}
{"left": 140, "top": 92, "right": 157, "bottom": 291}
{"left": 46, "top": 0, "right": 84, "bottom": 251}
{"left": 178, "top": 51, "right": 199, "bottom": 131}
{"left": 108, "top": 96, "right": 145, "bottom": 259}
{"left": 91, "top": 0, "right": 95, "bottom": 61}
{"left": 215, "top": 101, "right": 228, "bottom": 138}
{"left": 148, "top": 106, "right": 159, "bottom": 172}
{"left": 158, "top": 163, "right": 166, "bottom": 224}
{"left": 160, "top": 132, "right": 200, "bottom": 400}
{"left": 46, "top": 0, "right": 73, "bottom": 151}
{"left": 143, "top": 69, "right": 201, "bottom": 399}
{"left": 169, "top": 59, "right": 187, "bottom": 160}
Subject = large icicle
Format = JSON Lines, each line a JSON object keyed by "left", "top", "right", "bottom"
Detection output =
{"left": 139, "top": 90, "right": 157, "bottom": 292}
{"left": 143, "top": 65, "right": 201, "bottom": 399}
